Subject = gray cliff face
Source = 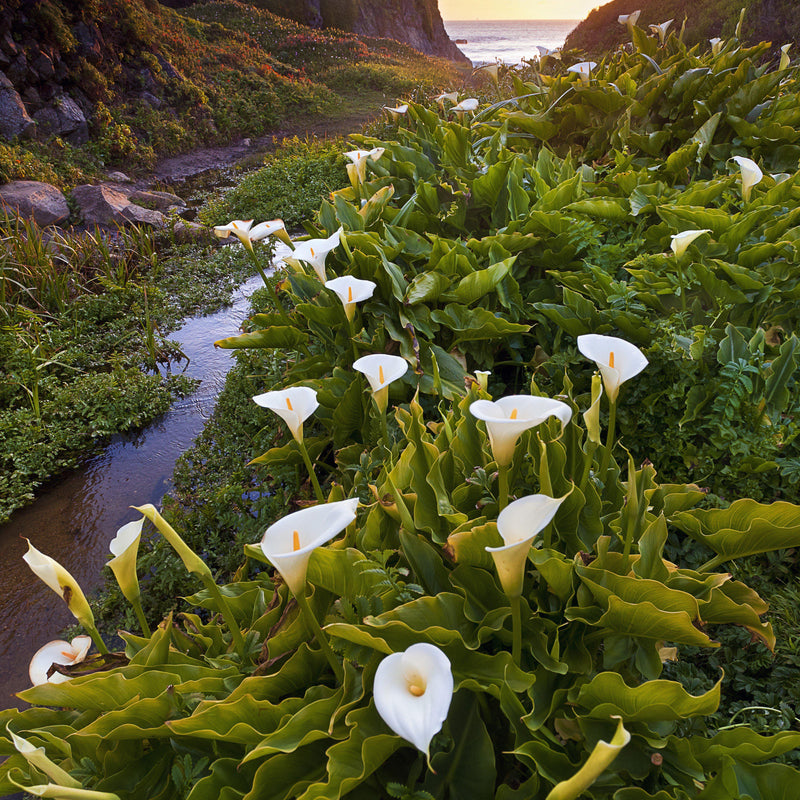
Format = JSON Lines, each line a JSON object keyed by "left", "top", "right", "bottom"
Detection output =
{"left": 254, "top": 0, "right": 468, "bottom": 62}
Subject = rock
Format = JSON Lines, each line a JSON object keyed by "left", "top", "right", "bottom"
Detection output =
{"left": 0, "top": 181, "right": 69, "bottom": 227}
{"left": 72, "top": 184, "right": 167, "bottom": 228}
{"left": 31, "top": 51, "right": 55, "bottom": 81}
{"left": 129, "top": 189, "right": 186, "bottom": 210}
{"left": 32, "top": 95, "right": 88, "bottom": 144}
{"left": 73, "top": 22, "right": 103, "bottom": 62}
{"left": 7, "top": 54, "right": 28, "bottom": 85}
{"left": 22, "top": 86, "right": 41, "bottom": 106}
{"left": 172, "top": 219, "right": 209, "bottom": 243}
{"left": 156, "top": 54, "right": 182, "bottom": 82}
{"left": 140, "top": 91, "right": 162, "bottom": 108}
{"left": 0, "top": 83, "right": 35, "bottom": 140}
{"left": 106, "top": 171, "right": 131, "bottom": 183}
{"left": 121, "top": 204, "right": 166, "bottom": 227}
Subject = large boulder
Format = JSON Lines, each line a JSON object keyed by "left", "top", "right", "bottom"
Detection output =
{"left": 0, "top": 72, "right": 35, "bottom": 141}
{"left": 32, "top": 94, "right": 89, "bottom": 145}
{"left": 71, "top": 184, "right": 166, "bottom": 227}
{"left": 0, "top": 181, "right": 69, "bottom": 227}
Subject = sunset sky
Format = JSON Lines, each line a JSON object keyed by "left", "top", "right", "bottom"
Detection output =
{"left": 438, "top": 0, "right": 602, "bottom": 20}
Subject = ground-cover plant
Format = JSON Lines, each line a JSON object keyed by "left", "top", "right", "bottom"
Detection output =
{"left": 4, "top": 364, "right": 800, "bottom": 798}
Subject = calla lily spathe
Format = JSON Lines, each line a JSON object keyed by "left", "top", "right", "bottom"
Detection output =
{"left": 452, "top": 98, "right": 479, "bottom": 120}
{"left": 780, "top": 43, "right": 792, "bottom": 71}
{"left": 709, "top": 37, "right": 723, "bottom": 56}
{"left": 670, "top": 229, "right": 711, "bottom": 258}
{"left": 486, "top": 493, "right": 567, "bottom": 598}
{"left": 325, "top": 276, "right": 376, "bottom": 321}
{"left": 434, "top": 91, "right": 459, "bottom": 108}
{"left": 253, "top": 386, "right": 319, "bottom": 444}
{"left": 29, "top": 636, "right": 92, "bottom": 686}
{"left": 567, "top": 61, "right": 597, "bottom": 84}
{"left": 649, "top": 19, "right": 673, "bottom": 44}
{"left": 23, "top": 540, "right": 96, "bottom": 631}
{"left": 577, "top": 334, "right": 648, "bottom": 403}
{"left": 374, "top": 642, "right": 453, "bottom": 761}
{"left": 108, "top": 517, "right": 144, "bottom": 606}
{"left": 344, "top": 147, "right": 385, "bottom": 184}
{"left": 384, "top": 104, "right": 409, "bottom": 122}
{"left": 353, "top": 354, "right": 409, "bottom": 413}
{"left": 283, "top": 228, "right": 343, "bottom": 282}
{"left": 618, "top": 10, "right": 641, "bottom": 28}
{"left": 260, "top": 498, "right": 359, "bottom": 595}
{"left": 469, "top": 396, "right": 573, "bottom": 467}
{"left": 732, "top": 155, "right": 763, "bottom": 203}
{"left": 214, "top": 218, "right": 292, "bottom": 250}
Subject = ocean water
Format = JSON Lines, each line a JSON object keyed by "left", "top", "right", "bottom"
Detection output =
{"left": 443, "top": 19, "right": 579, "bottom": 66}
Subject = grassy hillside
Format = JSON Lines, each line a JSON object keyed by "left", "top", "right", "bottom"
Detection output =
{"left": 0, "top": 0, "right": 464, "bottom": 187}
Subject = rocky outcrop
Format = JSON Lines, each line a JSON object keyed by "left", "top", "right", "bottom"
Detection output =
{"left": 0, "top": 181, "right": 69, "bottom": 226}
{"left": 71, "top": 184, "right": 167, "bottom": 227}
{"left": 0, "top": 72, "right": 35, "bottom": 140}
{"left": 252, "top": 0, "right": 468, "bottom": 62}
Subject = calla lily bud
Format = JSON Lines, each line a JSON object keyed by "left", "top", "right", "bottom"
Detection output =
{"left": 545, "top": 717, "right": 631, "bottom": 800}
{"left": 732, "top": 155, "right": 763, "bottom": 203}
{"left": 780, "top": 44, "right": 791, "bottom": 71}
{"left": 469, "top": 396, "right": 572, "bottom": 467}
{"left": 253, "top": 386, "right": 319, "bottom": 444}
{"left": 134, "top": 504, "right": 212, "bottom": 580}
{"left": 8, "top": 726, "right": 81, "bottom": 788}
{"left": 29, "top": 636, "right": 92, "bottom": 686}
{"left": 283, "top": 228, "right": 343, "bottom": 282}
{"left": 583, "top": 373, "right": 604, "bottom": 445}
{"left": 353, "top": 354, "right": 409, "bottom": 414}
{"left": 670, "top": 229, "right": 711, "bottom": 258}
{"left": 325, "top": 276, "right": 376, "bottom": 322}
{"left": 260, "top": 498, "right": 359, "bottom": 595}
{"left": 475, "top": 370, "right": 491, "bottom": 392}
{"left": 709, "top": 37, "right": 723, "bottom": 56}
{"left": 566, "top": 61, "right": 597, "bottom": 84}
{"left": 23, "top": 540, "right": 96, "bottom": 632}
{"left": 107, "top": 518, "right": 144, "bottom": 606}
{"left": 374, "top": 643, "right": 454, "bottom": 761}
{"left": 577, "top": 334, "right": 648, "bottom": 403}
{"left": 486, "top": 493, "right": 567, "bottom": 598}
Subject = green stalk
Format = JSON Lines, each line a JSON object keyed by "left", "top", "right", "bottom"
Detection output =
{"left": 498, "top": 463, "right": 510, "bottom": 511}
{"left": 131, "top": 597, "right": 151, "bottom": 638}
{"left": 86, "top": 625, "right": 108, "bottom": 655}
{"left": 598, "top": 399, "right": 617, "bottom": 490}
{"left": 510, "top": 594, "right": 523, "bottom": 666}
{"left": 379, "top": 406, "right": 391, "bottom": 449}
{"left": 347, "top": 316, "right": 360, "bottom": 363}
{"left": 200, "top": 576, "right": 247, "bottom": 660}
{"left": 698, "top": 553, "right": 726, "bottom": 573}
{"left": 298, "top": 439, "right": 325, "bottom": 504}
{"left": 296, "top": 590, "right": 343, "bottom": 681}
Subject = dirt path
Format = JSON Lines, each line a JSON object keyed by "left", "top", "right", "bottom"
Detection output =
{"left": 151, "top": 110, "right": 381, "bottom": 185}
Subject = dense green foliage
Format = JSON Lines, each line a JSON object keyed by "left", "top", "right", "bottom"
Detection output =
{"left": 5, "top": 15, "right": 800, "bottom": 800}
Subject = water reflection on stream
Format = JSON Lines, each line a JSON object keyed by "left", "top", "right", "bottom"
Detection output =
{"left": 0, "top": 275, "right": 261, "bottom": 707}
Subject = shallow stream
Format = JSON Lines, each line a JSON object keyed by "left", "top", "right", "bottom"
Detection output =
{"left": 0, "top": 274, "right": 261, "bottom": 707}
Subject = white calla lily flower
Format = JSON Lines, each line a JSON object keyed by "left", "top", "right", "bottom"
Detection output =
{"left": 649, "top": 19, "right": 673, "bottom": 44}
{"left": 469, "top": 396, "right": 572, "bottom": 467}
{"left": 732, "top": 155, "right": 763, "bottom": 203}
{"left": 537, "top": 45, "right": 562, "bottom": 60}
{"left": 780, "top": 43, "right": 792, "bottom": 71}
{"left": 452, "top": 98, "right": 479, "bottom": 120}
{"left": 618, "top": 10, "right": 641, "bottom": 28}
{"left": 354, "top": 354, "right": 409, "bottom": 413}
{"left": 670, "top": 229, "right": 711, "bottom": 258}
{"left": 434, "top": 91, "right": 459, "bottom": 108}
{"left": 259, "top": 498, "right": 359, "bottom": 595}
{"left": 384, "top": 104, "right": 409, "bottom": 122}
{"left": 344, "top": 147, "right": 385, "bottom": 184}
{"left": 283, "top": 228, "right": 343, "bottom": 282}
{"left": 577, "top": 334, "right": 648, "bottom": 403}
{"left": 23, "top": 540, "right": 96, "bottom": 631}
{"left": 486, "top": 493, "right": 568, "bottom": 598}
{"left": 253, "top": 386, "right": 319, "bottom": 444}
{"left": 374, "top": 642, "right": 454, "bottom": 760}
{"left": 28, "top": 636, "right": 92, "bottom": 686}
{"left": 108, "top": 517, "right": 144, "bottom": 606}
{"left": 475, "top": 370, "right": 491, "bottom": 392}
{"left": 709, "top": 37, "right": 723, "bottom": 56}
{"left": 567, "top": 61, "right": 597, "bottom": 85}
{"left": 214, "top": 218, "right": 291, "bottom": 251}
{"left": 325, "top": 276, "right": 376, "bottom": 321}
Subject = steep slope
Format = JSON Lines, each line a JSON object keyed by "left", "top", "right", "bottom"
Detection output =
{"left": 564, "top": 0, "right": 797, "bottom": 54}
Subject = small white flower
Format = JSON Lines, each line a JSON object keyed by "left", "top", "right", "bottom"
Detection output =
{"left": 325, "top": 276, "right": 376, "bottom": 322}
{"left": 29, "top": 636, "right": 92, "bottom": 686}
{"left": 567, "top": 61, "right": 597, "bottom": 85}
{"left": 649, "top": 19, "right": 673, "bottom": 45}
{"left": 731, "top": 155, "right": 763, "bottom": 203}
{"left": 107, "top": 518, "right": 145, "bottom": 606}
{"left": 283, "top": 228, "right": 343, "bottom": 282}
{"left": 670, "top": 229, "right": 711, "bottom": 258}
{"left": 354, "top": 354, "right": 409, "bottom": 413}
{"left": 384, "top": 104, "right": 409, "bottom": 122}
{"left": 618, "top": 10, "right": 641, "bottom": 27}
{"left": 709, "top": 37, "right": 723, "bottom": 56}
{"left": 374, "top": 643, "right": 454, "bottom": 760}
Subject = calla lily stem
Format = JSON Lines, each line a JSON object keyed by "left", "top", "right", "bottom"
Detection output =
{"left": 510, "top": 594, "right": 523, "bottom": 665}
{"left": 598, "top": 399, "right": 617, "bottom": 490}
{"left": 86, "top": 626, "right": 109, "bottom": 655}
{"left": 298, "top": 440, "right": 325, "bottom": 504}
{"left": 201, "top": 576, "right": 248, "bottom": 661}
{"left": 498, "top": 464, "right": 510, "bottom": 511}
{"left": 131, "top": 598, "right": 151, "bottom": 638}
{"left": 295, "top": 590, "right": 343, "bottom": 681}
